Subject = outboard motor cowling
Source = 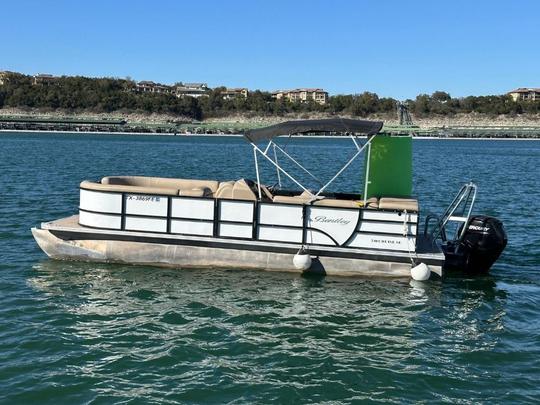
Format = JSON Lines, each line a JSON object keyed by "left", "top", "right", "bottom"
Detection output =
{"left": 443, "top": 215, "right": 507, "bottom": 274}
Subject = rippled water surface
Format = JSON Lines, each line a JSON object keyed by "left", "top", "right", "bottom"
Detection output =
{"left": 0, "top": 133, "right": 539, "bottom": 403}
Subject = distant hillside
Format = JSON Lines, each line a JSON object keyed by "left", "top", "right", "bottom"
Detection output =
{"left": 1, "top": 71, "right": 539, "bottom": 120}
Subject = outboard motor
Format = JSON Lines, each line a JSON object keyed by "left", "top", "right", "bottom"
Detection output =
{"left": 443, "top": 215, "right": 507, "bottom": 274}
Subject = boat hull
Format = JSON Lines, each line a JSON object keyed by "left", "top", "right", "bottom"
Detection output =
{"left": 31, "top": 217, "right": 444, "bottom": 278}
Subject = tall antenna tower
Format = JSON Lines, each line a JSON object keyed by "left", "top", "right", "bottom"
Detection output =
{"left": 397, "top": 102, "right": 413, "bottom": 126}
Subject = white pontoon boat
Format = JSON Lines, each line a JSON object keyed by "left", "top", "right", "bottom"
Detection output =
{"left": 32, "top": 119, "right": 507, "bottom": 279}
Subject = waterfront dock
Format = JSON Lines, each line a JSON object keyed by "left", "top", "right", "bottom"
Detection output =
{"left": 384, "top": 124, "right": 540, "bottom": 138}
{"left": 1, "top": 116, "right": 540, "bottom": 138}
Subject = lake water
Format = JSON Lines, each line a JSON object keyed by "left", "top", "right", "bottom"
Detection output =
{"left": 1, "top": 133, "right": 539, "bottom": 403}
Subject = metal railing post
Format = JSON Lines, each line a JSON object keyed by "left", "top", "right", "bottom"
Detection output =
{"left": 272, "top": 143, "right": 282, "bottom": 188}
{"left": 363, "top": 141, "right": 372, "bottom": 205}
{"left": 253, "top": 146, "right": 262, "bottom": 200}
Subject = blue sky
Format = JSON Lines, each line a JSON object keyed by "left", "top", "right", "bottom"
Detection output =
{"left": 1, "top": 0, "right": 538, "bottom": 99}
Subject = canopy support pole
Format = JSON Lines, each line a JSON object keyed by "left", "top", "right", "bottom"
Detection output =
{"left": 273, "top": 143, "right": 323, "bottom": 186}
{"left": 253, "top": 147, "right": 262, "bottom": 199}
{"left": 350, "top": 134, "right": 362, "bottom": 151}
{"left": 363, "top": 140, "right": 372, "bottom": 205}
{"left": 272, "top": 144, "right": 282, "bottom": 188}
{"left": 315, "top": 134, "right": 377, "bottom": 197}
{"left": 251, "top": 143, "right": 312, "bottom": 195}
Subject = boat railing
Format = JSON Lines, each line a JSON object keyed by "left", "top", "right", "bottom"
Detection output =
{"left": 423, "top": 214, "right": 445, "bottom": 241}
{"left": 426, "top": 182, "right": 477, "bottom": 243}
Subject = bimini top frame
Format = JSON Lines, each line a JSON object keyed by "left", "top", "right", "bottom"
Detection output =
{"left": 243, "top": 118, "right": 384, "bottom": 203}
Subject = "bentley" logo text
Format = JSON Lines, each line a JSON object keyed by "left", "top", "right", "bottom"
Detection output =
{"left": 310, "top": 216, "right": 351, "bottom": 225}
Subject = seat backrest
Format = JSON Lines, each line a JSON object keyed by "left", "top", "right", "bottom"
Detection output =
{"left": 273, "top": 194, "right": 377, "bottom": 209}
{"left": 178, "top": 187, "right": 212, "bottom": 197}
{"left": 378, "top": 197, "right": 418, "bottom": 212}
{"left": 272, "top": 195, "right": 312, "bottom": 205}
{"left": 102, "top": 176, "right": 219, "bottom": 193}
{"left": 312, "top": 198, "right": 360, "bottom": 208}
{"left": 231, "top": 179, "right": 257, "bottom": 201}
{"left": 215, "top": 181, "right": 235, "bottom": 199}
{"left": 81, "top": 180, "right": 179, "bottom": 196}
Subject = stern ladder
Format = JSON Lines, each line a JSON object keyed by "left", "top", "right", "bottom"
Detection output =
{"left": 425, "top": 182, "right": 477, "bottom": 244}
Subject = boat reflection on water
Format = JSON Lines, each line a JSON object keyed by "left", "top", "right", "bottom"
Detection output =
{"left": 28, "top": 260, "right": 505, "bottom": 351}
{"left": 25, "top": 260, "right": 511, "bottom": 402}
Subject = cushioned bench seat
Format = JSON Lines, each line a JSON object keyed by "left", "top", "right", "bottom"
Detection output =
{"left": 81, "top": 176, "right": 220, "bottom": 197}
{"left": 378, "top": 197, "right": 418, "bottom": 212}
{"left": 214, "top": 179, "right": 261, "bottom": 201}
{"left": 81, "top": 180, "right": 181, "bottom": 196}
{"left": 272, "top": 195, "right": 378, "bottom": 209}
{"left": 81, "top": 177, "right": 260, "bottom": 200}
{"left": 102, "top": 176, "right": 219, "bottom": 194}
{"left": 178, "top": 187, "right": 213, "bottom": 197}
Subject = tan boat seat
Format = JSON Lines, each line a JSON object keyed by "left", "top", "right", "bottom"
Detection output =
{"left": 272, "top": 195, "right": 312, "bottom": 205}
{"left": 364, "top": 197, "right": 379, "bottom": 209}
{"left": 313, "top": 199, "right": 361, "bottom": 208}
{"left": 101, "top": 176, "right": 219, "bottom": 193}
{"left": 272, "top": 195, "right": 378, "bottom": 209}
{"left": 231, "top": 179, "right": 257, "bottom": 201}
{"left": 299, "top": 190, "right": 378, "bottom": 208}
{"left": 215, "top": 179, "right": 257, "bottom": 201}
{"left": 379, "top": 197, "right": 418, "bottom": 212}
{"left": 178, "top": 187, "right": 212, "bottom": 197}
{"left": 314, "top": 197, "right": 379, "bottom": 208}
{"left": 80, "top": 180, "right": 180, "bottom": 196}
{"left": 214, "top": 181, "right": 235, "bottom": 199}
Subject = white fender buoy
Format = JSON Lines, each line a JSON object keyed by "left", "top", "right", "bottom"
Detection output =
{"left": 411, "top": 262, "right": 431, "bottom": 281}
{"left": 293, "top": 247, "right": 312, "bottom": 270}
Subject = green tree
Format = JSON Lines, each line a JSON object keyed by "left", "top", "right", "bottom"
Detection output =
{"left": 413, "top": 94, "right": 430, "bottom": 116}
{"left": 432, "top": 91, "right": 451, "bottom": 102}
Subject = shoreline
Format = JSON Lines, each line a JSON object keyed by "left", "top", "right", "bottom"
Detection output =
{"left": 0, "top": 129, "right": 242, "bottom": 137}
{"left": 1, "top": 128, "right": 539, "bottom": 140}
{"left": 1, "top": 108, "right": 540, "bottom": 139}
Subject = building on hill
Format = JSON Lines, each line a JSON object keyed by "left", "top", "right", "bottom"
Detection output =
{"left": 222, "top": 88, "right": 248, "bottom": 100}
{"left": 175, "top": 83, "right": 209, "bottom": 98}
{"left": 0, "top": 71, "right": 16, "bottom": 85}
{"left": 32, "top": 74, "right": 57, "bottom": 85}
{"left": 134, "top": 81, "right": 173, "bottom": 94}
{"left": 272, "top": 88, "right": 328, "bottom": 105}
{"left": 508, "top": 88, "right": 540, "bottom": 101}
